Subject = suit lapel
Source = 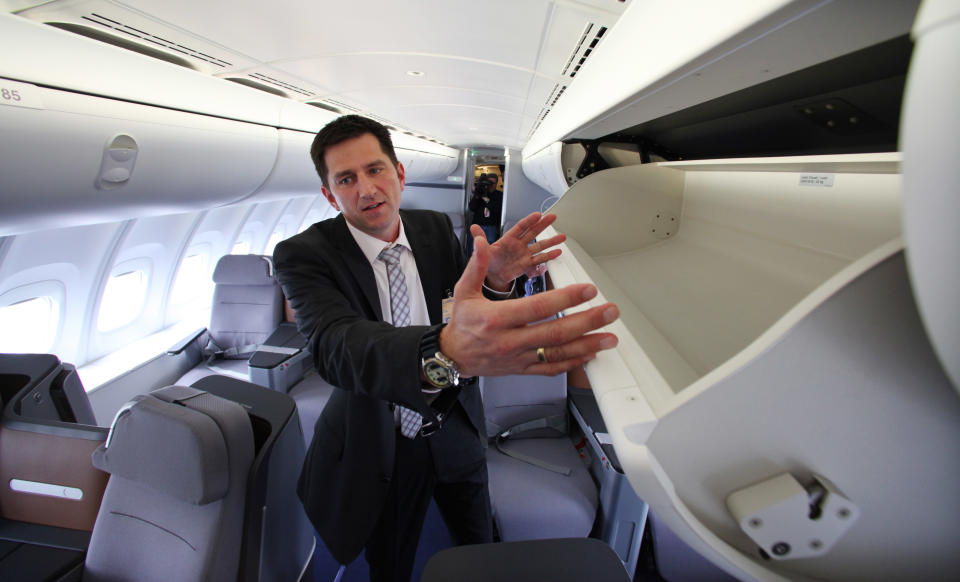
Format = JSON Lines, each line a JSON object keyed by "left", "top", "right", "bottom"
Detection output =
{"left": 327, "top": 215, "right": 383, "bottom": 321}
{"left": 403, "top": 211, "right": 445, "bottom": 325}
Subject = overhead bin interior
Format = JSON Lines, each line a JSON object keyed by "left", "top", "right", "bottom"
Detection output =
{"left": 542, "top": 153, "right": 959, "bottom": 582}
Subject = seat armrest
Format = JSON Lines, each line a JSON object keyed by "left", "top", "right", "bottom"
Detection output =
{"left": 166, "top": 328, "right": 208, "bottom": 355}
{"left": 248, "top": 323, "right": 311, "bottom": 391}
{"left": 248, "top": 323, "right": 307, "bottom": 369}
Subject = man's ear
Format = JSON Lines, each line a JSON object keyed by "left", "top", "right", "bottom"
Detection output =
{"left": 321, "top": 186, "right": 340, "bottom": 211}
{"left": 395, "top": 161, "right": 406, "bottom": 189}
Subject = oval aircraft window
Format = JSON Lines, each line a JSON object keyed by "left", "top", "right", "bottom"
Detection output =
{"left": 0, "top": 296, "right": 61, "bottom": 353}
{"left": 232, "top": 239, "right": 252, "bottom": 255}
{"left": 170, "top": 253, "right": 210, "bottom": 306}
{"left": 97, "top": 269, "right": 148, "bottom": 332}
{"left": 265, "top": 230, "right": 285, "bottom": 256}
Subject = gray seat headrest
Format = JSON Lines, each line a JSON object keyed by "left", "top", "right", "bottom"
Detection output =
{"left": 92, "top": 389, "right": 241, "bottom": 505}
{"left": 212, "top": 254, "right": 275, "bottom": 285}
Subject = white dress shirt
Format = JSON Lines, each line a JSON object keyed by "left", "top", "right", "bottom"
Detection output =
{"left": 344, "top": 218, "right": 431, "bottom": 327}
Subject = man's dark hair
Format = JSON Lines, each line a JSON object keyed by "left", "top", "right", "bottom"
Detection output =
{"left": 310, "top": 115, "right": 399, "bottom": 187}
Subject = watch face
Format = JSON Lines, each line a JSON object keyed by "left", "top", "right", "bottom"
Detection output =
{"left": 424, "top": 358, "right": 451, "bottom": 388}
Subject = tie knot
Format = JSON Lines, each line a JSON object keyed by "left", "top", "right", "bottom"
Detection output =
{"left": 378, "top": 245, "right": 404, "bottom": 266}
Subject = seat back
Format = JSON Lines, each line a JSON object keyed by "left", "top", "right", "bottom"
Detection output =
{"left": 208, "top": 254, "right": 283, "bottom": 356}
{"left": 84, "top": 386, "right": 254, "bottom": 582}
{"left": 481, "top": 372, "right": 568, "bottom": 439}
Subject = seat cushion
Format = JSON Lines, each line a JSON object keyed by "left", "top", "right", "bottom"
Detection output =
{"left": 486, "top": 438, "right": 598, "bottom": 541}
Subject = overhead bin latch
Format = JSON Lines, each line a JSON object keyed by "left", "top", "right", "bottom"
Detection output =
{"left": 96, "top": 134, "right": 139, "bottom": 190}
{"left": 726, "top": 472, "right": 860, "bottom": 560}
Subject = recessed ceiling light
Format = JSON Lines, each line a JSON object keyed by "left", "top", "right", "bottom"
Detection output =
{"left": 406, "top": 70, "right": 425, "bottom": 77}
{"left": 468, "top": 127, "right": 478, "bottom": 131}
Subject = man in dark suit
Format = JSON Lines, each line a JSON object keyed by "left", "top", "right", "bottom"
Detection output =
{"left": 274, "top": 115, "right": 618, "bottom": 581}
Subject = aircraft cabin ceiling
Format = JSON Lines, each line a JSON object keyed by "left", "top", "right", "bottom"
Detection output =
{"left": 5, "top": 0, "right": 631, "bottom": 150}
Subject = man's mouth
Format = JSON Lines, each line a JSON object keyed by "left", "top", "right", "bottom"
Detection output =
{"left": 363, "top": 201, "right": 385, "bottom": 212}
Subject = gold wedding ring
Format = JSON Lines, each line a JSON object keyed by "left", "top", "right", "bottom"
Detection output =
{"left": 537, "top": 347, "right": 548, "bottom": 363}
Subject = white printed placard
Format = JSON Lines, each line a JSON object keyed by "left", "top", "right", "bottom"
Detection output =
{"left": 0, "top": 79, "right": 45, "bottom": 110}
{"left": 799, "top": 173, "right": 835, "bottom": 187}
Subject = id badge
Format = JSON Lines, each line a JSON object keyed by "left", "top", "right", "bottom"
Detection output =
{"left": 441, "top": 295, "right": 455, "bottom": 323}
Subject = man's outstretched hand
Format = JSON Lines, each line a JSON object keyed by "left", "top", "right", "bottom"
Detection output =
{"left": 441, "top": 232, "right": 619, "bottom": 377}
{"left": 482, "top": 212, "right": 566, "bottom": 292}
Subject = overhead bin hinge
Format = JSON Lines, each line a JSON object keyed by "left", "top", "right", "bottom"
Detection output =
{"left": 96, "top": 134, "right": 139, "bottom": 190}
{"left": 726, "top": 472, "right": 860, "bottom": 560}
{"left": 575, "top": 140, "right": 610, "bottom": 179}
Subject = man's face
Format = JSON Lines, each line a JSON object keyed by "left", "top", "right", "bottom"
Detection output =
{"left": 321, "top": 133, "right": 405, "bottom": 242}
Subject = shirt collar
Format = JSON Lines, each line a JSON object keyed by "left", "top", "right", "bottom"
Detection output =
{"left": 343, "top": 215, "right": 412, "bottom": 266}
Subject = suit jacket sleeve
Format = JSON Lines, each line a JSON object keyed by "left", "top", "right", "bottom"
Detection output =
{"left": 273, "top": 211, "right": 466, "bottom": 414}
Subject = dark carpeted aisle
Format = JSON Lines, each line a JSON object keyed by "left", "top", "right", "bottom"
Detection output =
{"left": 309, "top": 500, "right": 453, "bottom": 582}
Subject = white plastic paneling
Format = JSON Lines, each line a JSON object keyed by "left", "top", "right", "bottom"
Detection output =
{"left": 0, "top": 13, "right": 285, "bottom": 126}
{"left": 243, "top": 129, "right": 324, "bottom": 204}
{"left": 900, "top": 0, "right": 960, "bottom": 391}
{"left": 0, "top": 222, "right": 125, "bottom": 364}
{"left": 84, "top": 213, "right": 200, "bottom": 363}
{"left": 0, "top": 84, "right": 277, "bottom": 236}
{"left": 521, "top": 141, "right": 568, "bottom": 198}
{"left": 397, "top": 149, "right": 459, "bottom": 183}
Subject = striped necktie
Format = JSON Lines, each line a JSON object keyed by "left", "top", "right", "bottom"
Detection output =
{"left": 378, "top": 245, "right": 422, "bottom": 439}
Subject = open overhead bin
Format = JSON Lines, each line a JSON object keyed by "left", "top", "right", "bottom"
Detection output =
{"left": 543, "top": 152, "right": 959, "bottom": 581}
{"left": 524, "top": 0, "right": 958, "bottom": 579}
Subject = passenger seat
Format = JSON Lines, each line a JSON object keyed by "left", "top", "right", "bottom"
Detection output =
{"left": 176, "top": 254, "right": 283, "bottom": 385}
{"left": 84, "top": 386, "right": 254, "bottom": 582}
{"left": 483, "top": 373, "right": 598, "bottom": 541}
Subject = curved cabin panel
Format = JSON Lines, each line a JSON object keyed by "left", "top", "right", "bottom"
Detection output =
{"left": 0, "top": 85, "right": 280, "bottom": 236}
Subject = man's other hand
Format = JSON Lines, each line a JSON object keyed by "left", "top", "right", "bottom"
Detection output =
{"left": 442, "top": 233, "right": 619, "bottom": 377}
{"left": 482, "top": 212, "right": 566, "bottom": 291}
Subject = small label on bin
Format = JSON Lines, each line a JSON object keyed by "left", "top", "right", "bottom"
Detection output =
{"left": 799, "top": 174, "right": 835, "bottom": 187}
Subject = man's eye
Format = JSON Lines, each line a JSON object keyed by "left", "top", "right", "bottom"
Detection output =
{"left": 370, "top": 167, "right": 382, "bottom": 175}
{"left": 338, "top": 176, "right": 353, "bottom": 185}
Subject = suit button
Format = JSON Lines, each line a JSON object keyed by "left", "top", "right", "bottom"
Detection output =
{"left": 381, "top": 474, "right": 392, "bottom": 483}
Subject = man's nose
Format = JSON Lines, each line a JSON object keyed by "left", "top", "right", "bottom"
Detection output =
{"left": 356, "top": 172, "right": 378, "bottom": 195}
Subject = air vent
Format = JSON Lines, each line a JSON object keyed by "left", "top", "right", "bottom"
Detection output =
{"left": 225, "top": 77, "right": 288, "bottom": 97}
{"left": 47, "top": 22, "right": 197, "bottom": 70}
{"left": 322, "top": 98, "right": 362, "bottom": 113}
{"left": 249, "top": 73, "right": 313, "bottom": 97}
{"left": 307, "top": 102, "right": 343, "bottom": 114}
{"left": 67, "top": 12, "right": 234, "bottom": 68}
{"left": 528, "top": 83, "right": 568, "bottom": 138}
{"left": 561, "top": 23, "right": 608, "bottom": 79}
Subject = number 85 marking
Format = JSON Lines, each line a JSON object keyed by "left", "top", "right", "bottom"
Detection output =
{"left": 2, "top": 88, "right": 22, "bottom": 102}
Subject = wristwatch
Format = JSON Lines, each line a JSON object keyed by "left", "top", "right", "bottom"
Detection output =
{"left": 420, "top": 323, "right": 469, "bottom": 390}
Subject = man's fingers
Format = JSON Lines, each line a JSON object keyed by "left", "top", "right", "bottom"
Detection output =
{"left": 531, "top": 232, "right": 566, "bottom": 253}
{"left": 495, "top": 284, "right": 602, "bottom": 327}
{"left": 509, "top": 307, "right": 619, "bottom": 356}
{"left": 529, "top": 248, "right": 561, "bottom": 267}
{"left": 519, "top": 212, "right": 558, "bottom": 241}
{"left": 454, "top": 235, "right": 491, "bottom": 298}
{"left": 505, "top": 212, "right": 541, "bottom": 239}
{"left": 532, "top": 332, "right": 618, "bottom": 365}
{"left": 522, "top": 353, "right": 599, "bottom": 377}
